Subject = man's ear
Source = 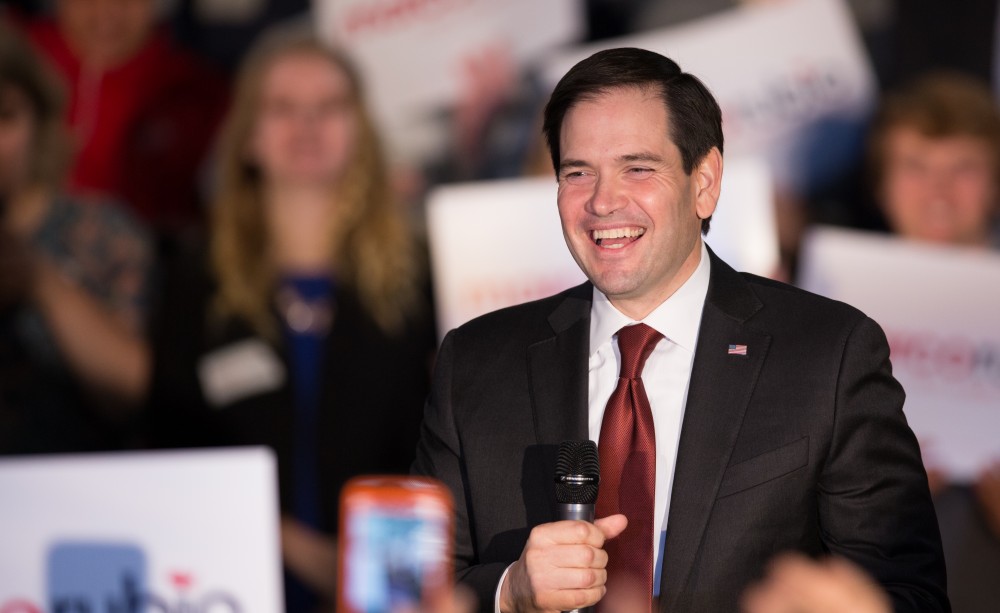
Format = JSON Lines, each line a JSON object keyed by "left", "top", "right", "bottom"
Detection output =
{"left": 694, "top": 147, "right": 723, "bottom": 221}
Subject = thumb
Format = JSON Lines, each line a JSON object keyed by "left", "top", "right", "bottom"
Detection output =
{"left": 595, "top": 513, "right": 628, "bottom": 540}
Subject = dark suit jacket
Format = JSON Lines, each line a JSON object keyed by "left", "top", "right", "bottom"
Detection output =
{"left": 413, "top": 249, "right": 948, "bottom": 612}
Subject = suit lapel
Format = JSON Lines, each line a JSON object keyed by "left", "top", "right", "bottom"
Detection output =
{"left": 527, "top": 283, "right": 592, "bottom": 445}
{"left": 659, "top": 251, "right": 771, "bottom": 610}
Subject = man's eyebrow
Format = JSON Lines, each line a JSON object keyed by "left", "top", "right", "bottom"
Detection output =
{"left": 619, "top": 152, "right": 663, "bottom": 164}
{"left": 558, "top": 152, "right": 664, "bottom": 173}
{"left": 558, "top": 159, "right": 589, "bottom": 173}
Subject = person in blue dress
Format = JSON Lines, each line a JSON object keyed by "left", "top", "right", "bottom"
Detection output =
{"left": 146, "top": 31, "right": 436, "bottom": 612}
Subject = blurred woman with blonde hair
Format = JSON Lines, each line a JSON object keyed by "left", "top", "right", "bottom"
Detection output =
{"left": 147, "top": 31, "right": 435, "bottom": 612}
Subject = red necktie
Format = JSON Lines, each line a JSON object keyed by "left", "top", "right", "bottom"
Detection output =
{"left": 596, "top": 323, "right": 662, "bottom": 612}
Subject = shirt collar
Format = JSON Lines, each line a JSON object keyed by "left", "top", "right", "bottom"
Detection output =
{"left": 589, "top": 241, "right": 711, "bottom": 355}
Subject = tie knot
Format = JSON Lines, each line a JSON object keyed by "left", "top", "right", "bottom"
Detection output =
{"left": 616, "top": 323, "right": 663, "bottom": 380}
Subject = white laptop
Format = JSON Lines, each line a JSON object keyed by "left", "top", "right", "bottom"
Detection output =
{"left": 0, "top": 447, "right": 283, "bottom": 611}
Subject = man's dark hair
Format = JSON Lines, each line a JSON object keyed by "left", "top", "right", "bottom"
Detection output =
{"left": 542, "top": 47, "right": 724, "bottom": 233}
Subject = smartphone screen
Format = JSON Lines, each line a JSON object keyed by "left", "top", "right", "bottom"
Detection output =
{"left": 339, "top": 476, "right": 453, "bottom": 613}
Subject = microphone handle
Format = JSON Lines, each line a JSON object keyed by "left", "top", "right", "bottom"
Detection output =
{"left": 556, "top": 503, "right": 595, "bottom": 613}
{"left": 556, "top": 502, "right": 595, "bottom": 522}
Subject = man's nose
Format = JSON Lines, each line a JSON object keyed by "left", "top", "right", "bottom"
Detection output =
{"left": 926, "top": 166, "right": 957, "bottom": 201}
{"left": 297, "top": 108, "right": 323, "bottom": 125}
{"left": 587, "top": 176, "right": 626, "bottom": 216}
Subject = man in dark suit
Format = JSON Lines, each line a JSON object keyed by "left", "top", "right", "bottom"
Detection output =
{"left": 412, "top": 48, "right": 948, "bottom": 613}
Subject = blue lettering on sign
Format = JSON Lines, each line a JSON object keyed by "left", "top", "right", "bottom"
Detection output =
{"left": 40, "top": 541, "right": 243, "bottom": 613}
{"left": 47, "top": 542, "right": 147, "bottom": 612}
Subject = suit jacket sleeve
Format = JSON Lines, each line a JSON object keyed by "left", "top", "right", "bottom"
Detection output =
{"left": 412, "top": 328, "right": 509, "bottom": 609}
{"left": 820, "top": 316, "right": 949, "bottom": 612}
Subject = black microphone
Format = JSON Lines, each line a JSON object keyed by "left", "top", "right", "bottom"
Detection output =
{"left": 555, "top": 440, "right": 600, "bottom": 613}
{"left": 555, "top": 440, "right": 600, "bottom": 522}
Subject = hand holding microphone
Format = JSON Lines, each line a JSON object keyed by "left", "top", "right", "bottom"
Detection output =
{"left": 498, "top": 441, "right": 628, "bottom": 613}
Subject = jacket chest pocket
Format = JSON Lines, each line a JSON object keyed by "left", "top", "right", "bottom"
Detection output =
{"left": 717, "top": 436, "right": 809, "bottom": 499}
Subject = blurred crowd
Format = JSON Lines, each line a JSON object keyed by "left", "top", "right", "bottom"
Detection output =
{"left": 0, "top": 0, "right": 999, "bottom": 611}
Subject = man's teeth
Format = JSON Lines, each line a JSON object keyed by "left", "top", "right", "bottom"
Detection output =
{"left": 593, "top": 228, "right": 645, "bottom": 246}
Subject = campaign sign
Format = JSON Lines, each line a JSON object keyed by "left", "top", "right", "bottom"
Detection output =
{"left": 798, "top": 227, "right": 1000, "bottom": 481}
{"left": 0, "top": 447, "right": 282, "bottom": 611}
{"left": 541, "top": 0, "right": 875, "bottom": 188}
{"left": 427, "top": 156, "right": 777, "bottom": 336}
{"left": 427, "top": 176, "right": 583, "bottom": 338}
{"left": 316, "top": 0, "right": 583, "bottom": 162}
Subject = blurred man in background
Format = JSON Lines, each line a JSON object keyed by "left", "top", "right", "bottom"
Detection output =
{"left": 866, "top": 71, "right": 1000, "bottom": 613}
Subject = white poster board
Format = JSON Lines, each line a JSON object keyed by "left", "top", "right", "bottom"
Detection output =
{"left": 798, "top": 227, "right": 1000, "bottom": 481}
{"left": 541, "top": 0, "right": 875, "bottom": 188}
{"left": 0, "top": 448, "right": 283, "bottom": 611}
{"left": 427, "top": 176, "right": 583, "bottom": 336}
{"left": 427, "top": 156, "right": 777, "bottom": 336}
{"left": 316, "top": 0, "right": 583, "bottom": 162}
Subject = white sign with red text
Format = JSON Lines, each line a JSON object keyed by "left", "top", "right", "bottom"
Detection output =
{"left": 427, "top": 156, "right": 777, "bottom": 337}
{"left": 315, "top": 0, "right": 583, "bottom": 162}
{"left": 0, "top": 448, "right": 282, "bottom": 612}
{"left": 541, "top": 0, "right": 875, "bottom": 189}
{"left": 798, "top": 227, "right": 1000, "bottom": 481}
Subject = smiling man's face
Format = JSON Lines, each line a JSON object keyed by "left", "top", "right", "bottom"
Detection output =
{"left": 556, "top": 86, "right": 719, "bottom": 319}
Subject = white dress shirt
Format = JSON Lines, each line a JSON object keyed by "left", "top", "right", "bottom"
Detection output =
{"left": 588, "top": 241, "right": 710, "bottom": 594}
{"left": 495, "top": 242, "right": 710, "bottom": 610}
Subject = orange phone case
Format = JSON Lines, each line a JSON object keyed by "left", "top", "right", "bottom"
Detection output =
{"left": 337, "top": 475, "right": 454, "bottom": 613}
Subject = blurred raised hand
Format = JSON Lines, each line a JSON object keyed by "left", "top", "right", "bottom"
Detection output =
{"left": 741, "top": 554, "right": 891, "bottom": 613}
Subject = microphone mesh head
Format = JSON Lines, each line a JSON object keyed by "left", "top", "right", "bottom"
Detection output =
{"left": 555, "top": 440, "right": 600, "bottom": 505}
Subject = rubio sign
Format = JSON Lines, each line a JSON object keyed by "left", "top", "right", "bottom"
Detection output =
{"left": 2, "top": 541, "right": 243, "bottom": 613}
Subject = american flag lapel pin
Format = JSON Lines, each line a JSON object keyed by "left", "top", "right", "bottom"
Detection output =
{"left": 728, "top": 344, "right": 747, "bottom": 356}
